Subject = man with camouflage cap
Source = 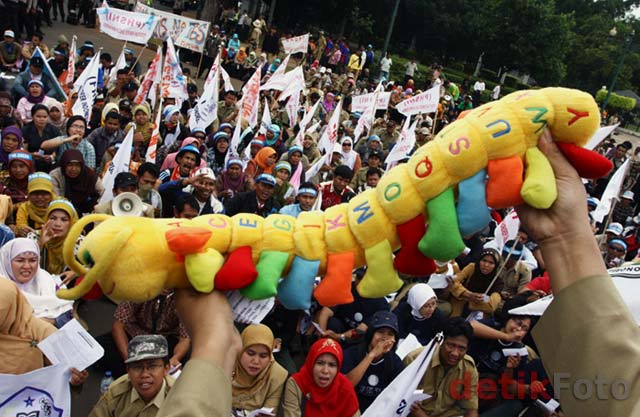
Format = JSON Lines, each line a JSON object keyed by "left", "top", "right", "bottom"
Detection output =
{"left": 89, "top": 335, "right": 174, "bottom": 417}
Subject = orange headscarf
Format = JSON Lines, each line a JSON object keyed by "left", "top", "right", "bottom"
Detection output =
{"left": 253, "top": 147, "right": 277, "bottom": 175}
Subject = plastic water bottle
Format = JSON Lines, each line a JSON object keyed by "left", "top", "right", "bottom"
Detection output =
{"left": 100, "top": 371, "right": 114, "bottom": 393}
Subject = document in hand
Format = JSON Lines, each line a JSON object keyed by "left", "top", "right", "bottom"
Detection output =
{"left": 38, "top": 319, "right": 104, "bottom": 371}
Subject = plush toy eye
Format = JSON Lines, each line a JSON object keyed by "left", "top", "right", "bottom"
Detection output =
{"left": 82, "top": 250, "right": 95, "bottom": 267}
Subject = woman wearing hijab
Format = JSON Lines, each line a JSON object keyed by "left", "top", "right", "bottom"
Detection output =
{"left": 207, "top": 131, "right": 230, "bottom": 175}
{"left": 228, "top": 34, "right": 241, "bottom": 59}
{"left": 280, "top": 145, "right": 308, "bottom": 189}
{"left": 232, "top": 324, "right": 288, "bottom": 416}
{"left": 268, "top": 58, "right": 281, "bottom": 75}
{"left": 322, "top": 92, "right": 336, "bottom": 114}
{"left": 302, "top": 132, "right": 321, "bottom": 165}
{"left": 245, "top": 147, "right": 277, "bottom": 179}
{"left": 49, "top": 149, "right": 104, "bottom": 216}
{"left": 216, "top": 158, "right": 254, "bottom": 202}
{"left": 0, "top": 126, "right": 23, "bottom": 172}
{"left": 282, "top": 337, "right": 360, "bottom": 417}
{"left": 40, "top": 115, "right": 97, "bottom": 170}
{"left": 0, "top": 238, "right": 74, "bottom": 327}
{"left": 161, "top": 137, "right": 207, "bottom": 172}
{"left": 448, "top": 248, "right": 504, "bottom": 317}
{"left": 15, "top": 173, "right": 56, "bottom": 237}
{"left": 132, "top": 104, "right": 154, "bottom": 145}
{"left": 0, "top": 151, "right": 35, "bottom": 205}
{"left": 48, "top": 101, "right": 67, "bottom": 131}
{"left": 339, "top": 137, "right": 362, "bottom": 173}
{"left": 16, "top": 81, "right": 59, "bottom": 125}
{"left": 395, "top": 283, "right": 448, "bottom": 345}
{"left": 38, "top": 199, "right": 77, "bottom": 275}
{"left": 341, "top": 311, "right": 403, "bottom": 413}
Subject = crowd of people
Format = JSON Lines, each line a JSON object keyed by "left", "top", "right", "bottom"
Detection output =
{"left": 0, "top": 4, "right": 638, "bottom": 417}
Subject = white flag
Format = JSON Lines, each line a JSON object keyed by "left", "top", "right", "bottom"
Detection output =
{"left": 242, "top": 66, "right": 262, "bottom": 128}
{"left": 161, "top": 37, "right": 187, "bottom": 100}
{"left": 592, "top": 159, "right": 629, "bottom": 223}
{"left": 219, "top": 66, "right": 235, "bottom": 91}
{"left": 134, "top": 46, "right": 162, "bottom": 106}
{"left": 292, "top": 99, "right": 320, "bottom": 146}
{"left": 259, "top": 97, "right": 272, "bottom": 135}
{"left": 285, "top": 88, "right": 301, "bottom": 131}
{"left": 493, "top": 209, "right": 521, "bottom": 251}
{"left": 305, "top": 150, "right": 330, "bottom": 182}
{"left": 145, "top": 108, "right": 162, "bottom": 163}
{"left": 259, "top": 54, "right": 291, "bottom": 91}
{"left": 585, "top": 123, "right": 619, "bottom": 151}
{"left": 317, "top": 99, "right": 342, "bottom": 154}
{"left": 72, "top": 50, "right": 101, "bottom": 121}
{"left": 189, "top": 54, "right": 220, "bottom": 130}
{"left": 99, "top": 126, "right": 134, "bottom": 204}
{"left": 385, "top": 116, "right": 417, "bottom": 165}
{"left": 0, "top": 364, "right": 71, "bottom": 417}
{"left": 362, "top": 335, "right": 442, "bottom": 417}
{"left": 107, "top": 45, "right": 128, "bottom": 89}
{"left": 397, "top": 84, "right": 440, "bottom": 116}
{"left": 353, "top": 91, "right": 378, "bottom": 141}
{"left": 282, "top": 33, "right": 310, "bottom": 54}
{"left": 65, "top": 36, "right": 77, "bottom": 87}
{"left": 278, "top": 66, "right": 305, "bottom": 102}
{"left": 225, "top": 99, "right": 244, "bottom": 168}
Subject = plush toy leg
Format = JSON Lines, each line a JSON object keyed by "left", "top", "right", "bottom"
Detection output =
{"left": 214, "top": 246, "right": 258, "bottom": 291}
{"left": 521, "top": 147, "right": 557, "bottom": 209}
{"left": 486, "top": 157, "right": 524, "bottom": 209}
{"left": 277, "top": 256, "right": 320, "bottom": 310}
{"left": 418, "top": 188, "right": 466, "bottom": 261}
{"left": 357, "top": 240, "right": 403, "bottom": 298}
{"left": 165, "top": 227, "right": 212, "bottom": 254}
{"left": 393, "top": 215, "right": 436, "bottom": 276}
{"left": 556, "top": 142, "right": 613, "bottom": 179}
{"left": 185, "top": 248, "right": 225, "bottom": 293}
{"left": 241, "top": 250, "right": 290, "bottom": 300}
{"left": 314, "top": 251, "right": 355, "bottom": 307}
{"left": 456, "top": 169, "right": 491, "bottom": 237}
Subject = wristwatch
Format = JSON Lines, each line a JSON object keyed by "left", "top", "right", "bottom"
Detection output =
{"left": 340, "top": 333, "right": 346, "bottom": 342}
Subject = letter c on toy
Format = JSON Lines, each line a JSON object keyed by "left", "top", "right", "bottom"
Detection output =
{"left": 448, "top": 137, "right": 470, "bottom": 156}
{"left": 208, "top": 217, "right": 227, "bottom": 229}
{"left": 415, "top": 156, "right": 433, "bottom": 178}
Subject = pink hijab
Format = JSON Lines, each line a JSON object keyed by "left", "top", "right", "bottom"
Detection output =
{"left": 160, "top": 137, "right": 207, "bottom": 171}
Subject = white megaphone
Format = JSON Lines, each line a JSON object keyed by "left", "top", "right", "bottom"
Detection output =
{"left": 112, "top": 192, "right": 144, "bottom": 217}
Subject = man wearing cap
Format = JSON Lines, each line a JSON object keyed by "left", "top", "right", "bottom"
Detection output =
{"left": 319, "top": 165, "right": 356, "bottom": 211}
{"left": 158, "top": 145, "right": 201, "bottom": 186}
{"left": 124, "top": 47, "right": 141, "bottom": 77}
{"left": 88, "top": 335, "right": 174, "bottom": 417}
{"left": 279, "top": 181, "right": 318, "bottom": 218}
{"left": 12, "top": 56, "right": 61, "bottom": 100}
{"left": 351, "top": 149, "right": 385, "bottom": 190}
{"left": 224, "top": 173, "right": 281, "bottom": 218}
{"left": 374, "top": 120, "right": 400, "bottom": 149}
{"left": 47, "top": 47, "right": 67, "bottom": 77}
{"left": 612, "top": 190, "right": 635, "bottom": 225}
{"left": 0, "top": 30, "right": 22, "bottom": 72}
{"left": 94, "top": 172, "right": 155, "bottom": 218}
{"left": 159, "top": 167, "right": 223, "bottom": 217}
{"left": 596, "top": 221, "right": 624, "bottom": 252}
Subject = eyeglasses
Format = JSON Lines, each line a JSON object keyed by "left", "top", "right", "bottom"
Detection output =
{"left": 511, "top": 318, "right": 530, "bottom": 332}
{"left": 342, "top": 143, "right": 352, "bottom": 147}
{"left": 128, "top": 362, "right": 164, "bottom": 374}
{"left": 70, "top": 124, "right": 85, "bottom": 129}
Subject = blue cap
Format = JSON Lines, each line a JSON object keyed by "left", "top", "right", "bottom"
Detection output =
{"left": 609, "top": 238, "right": 628, "bottom": 251}
{"left": 288, "top": 145, "right": 303, "bottom": 155}
{"left": 255, "top": 174, "right": 276, "bottom": 187}
{"left": 226, "top": 158, "right": 243, "bottom": 169}
{"left": 274, "top": 161, "right": 291, "bottom": 174}
{"left": 177, "top": 145, "right": 201, "bottom": 165}
{"left": 370, "top": 311, "right": 399, "bottom": 334}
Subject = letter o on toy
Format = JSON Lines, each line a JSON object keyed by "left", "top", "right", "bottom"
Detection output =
{"left": 384, "top": 183, "right": 401, "bottom": 202}
{"left": 573, "top": 379, "right": 592, "bottom": 400}
{"left": 610, "top": 379, "right": 629, "bottom": 400}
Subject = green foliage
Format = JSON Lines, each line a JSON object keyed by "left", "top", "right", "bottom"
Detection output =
{"left": 595, "top": 89, "right": 637, "bottom": 111}
{"left": 479, "top": 68, "right": 498, "bottom": 82}
{"left": 503, "top": 75, "right": 520, "bottom": 88}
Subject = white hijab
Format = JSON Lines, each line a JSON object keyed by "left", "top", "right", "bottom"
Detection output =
{"left": 0, "top": 238, "right": 73, "bottom": 320}
{"left": 339, "top": 137, "right": 358, "bottom": 170}
{"left": 407, "top": 283, "right": 437, "bottom": 320}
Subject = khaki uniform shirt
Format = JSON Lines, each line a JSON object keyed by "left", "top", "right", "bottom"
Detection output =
{"left": 89, "top": 375, "right": 173, "bottom": 417}
{"left": 404, "top": 346, "right": 479, "bottom": 417}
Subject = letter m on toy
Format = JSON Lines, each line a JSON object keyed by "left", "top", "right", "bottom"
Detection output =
{"left": 353, "top": 202, "right": 374, "bottom": 224}
{"left": 525, "top": 107, "right": 548, "bottom": 133}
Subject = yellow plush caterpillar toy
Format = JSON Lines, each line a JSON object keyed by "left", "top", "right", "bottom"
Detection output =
{"left": 58, "top": 87, "right": 610, "bottom": 309}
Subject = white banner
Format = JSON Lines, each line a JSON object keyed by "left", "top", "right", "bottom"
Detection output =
{"left": 65, "top": 36, "right": 77, "bottom": 87}
{"left": 134, "top": 2, "right": 210, "bottom": 52}
{"left": 161, "top": 37, "right": 188, "bottom": 100}
{"left": 225, "top": 101, "right": 244, "bottom": 167}
{"left": 190, "top": 54, "right": 220, "bottom": 130}
{"left": 72, "top": 51, "right": 101, "bottom": 121}
{"left": 351, "top": 91, "right": 391, "bottom": 113}
{"left": 0, "top": 364, "right": 71, "bottom": 417}
{"left": 293, "top": 99, "right": 321, "bottom": 146}
{"left": 362, "top": 335, "right": 442, "bottom": 417}
{"left": 100, "top": 127, "right": 134, "bottom": 204}
{"left": 134, "top": 46, "right": 162, "bottom": 105}
{"left": 259, "top": 97, "right": 272, "bottom": 135}
{"left": 593, "top": 159, "right": 629, "bottom": 223}
{"left": 386, "top": 116, "right": 417, "bottom": 165}
{"left": 278, "top": 66, "right": 305, "bottom": 102}
{"left": 317, "top": 99, "right": 342, "bottom": 154}
{"left": 585, "top": 123, "right": 619, "bottom": 151}
{"left": 259, "top": 54, "right": 291, "bottom": 91}
{"left": 286, "top": 88, "right": 301, "bottom": 132}
{"left": 282, "top": 34, "right": 309, "bottom": 54}
{"left": 107, "top": 45, "right": 128, "bottom": 90}
{"left": 396, "top": 84, "right": 439, "bottom": 116}
{"left": 242, "top": 66, "right": 262, "bottom": 127}
{"left": 97, "top": 4, "right": 158, "bottom": 44}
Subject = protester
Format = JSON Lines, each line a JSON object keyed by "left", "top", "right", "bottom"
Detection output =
{"left": 41, "top": 115, "right": 96, "bottom": 169}
{"left": 94, "top": 172, "right": 155, "bottom": 217}
{"left": 280, "top": 182, "right": 318, "bottom": 217}
{"left": 1, "top": 151, "right": 35, "bottom": 205}
{"left": 216, "top": 158, "right": 254, "bottom": 202}
{"left": 50, "top": 149, "right": 103, "bottom": 215}
{"left": 395, "top": 283, "right": 448, "bottom": 345}
{"left": 21, "top": 104, "right": 60, "bottom": 172}
{"left": 245, "top": 147, "right": 277, "bottom": 179}
{"left": 224, "top": 173, "right": 280, "bottom": 217}
{"left": 15, "top": 172, "right": 56, "bottom": 236}
{"left": 0, "top": 126, "right": 23, "bottom": 172}
{"left": 37, "top": 198, "right": 77, "bottom": 275}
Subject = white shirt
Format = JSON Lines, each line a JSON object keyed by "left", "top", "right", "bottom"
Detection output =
{"left": 380, "top": 57, "right": 392, "bottom": 72}
{"left": 492, "top": 85, "right": 501, "bottom": 100}
{"left": 405, "top": 61, "right": 418, "bottom": 76}
{"left": 473, "top": 81, "right": 486, "bottom": 92}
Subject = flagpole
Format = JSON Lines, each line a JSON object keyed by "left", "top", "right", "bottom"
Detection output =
{"left": 129, "top": 45, "right": 148, "bottom": 76}
{"left": 431, "top": 109, "right": 438, "bottom": 135}
{"left": 196, "top": 51, "right": 204, "bottom": 81}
